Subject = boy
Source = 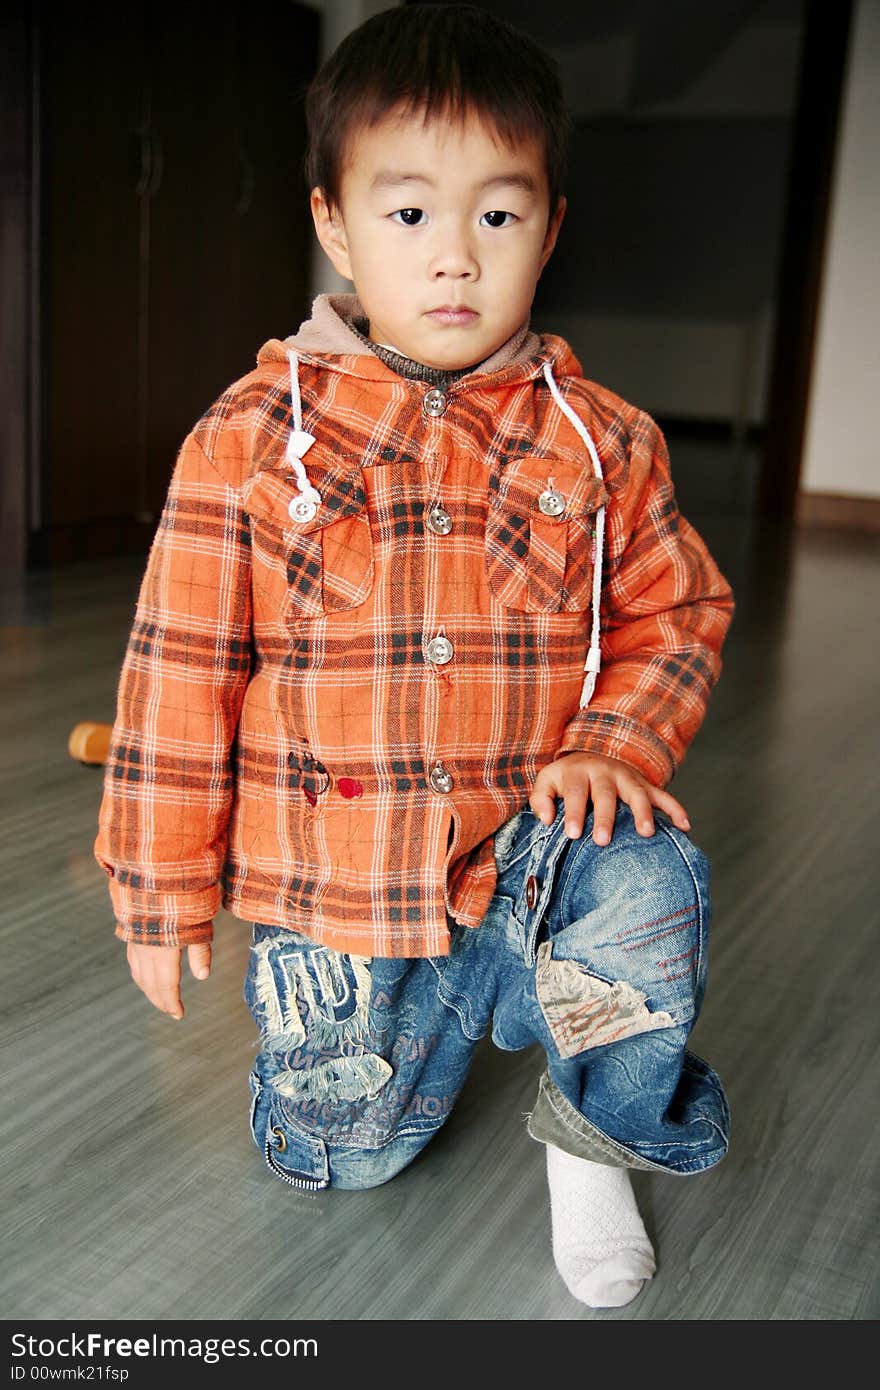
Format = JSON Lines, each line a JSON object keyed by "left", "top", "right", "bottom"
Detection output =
{"left": 96, "top": 4, "right": 735, "bottom": 1310}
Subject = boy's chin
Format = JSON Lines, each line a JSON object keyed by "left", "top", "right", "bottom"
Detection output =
{"left": 417, "top": 341, "right": 495, "bottom": 372}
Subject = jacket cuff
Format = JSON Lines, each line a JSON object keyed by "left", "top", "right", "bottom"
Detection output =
{"left": 107, "top": 879, "right": 221, "bottom": 946}
{"left": 114, "top": 918, "right": 215, "bottom": 947}
{"left": 556, "top": 712, "right": 677, "bottom": 787}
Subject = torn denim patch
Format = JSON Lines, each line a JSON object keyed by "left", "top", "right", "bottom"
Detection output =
{"left": 535, "top": 939, "right": 675, "bottom": 1059}
{"left": 250, "top": 936, "right": 376, "bottom": 1052}
{"left": 270, "top": 1052, "right": 393, "bottom": 1103}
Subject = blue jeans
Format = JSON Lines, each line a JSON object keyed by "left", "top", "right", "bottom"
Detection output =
{"left": 243, "top": 802, "right": 730, "bottom": 1191}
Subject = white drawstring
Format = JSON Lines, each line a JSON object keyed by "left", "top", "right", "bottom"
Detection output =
{"left": 286, "top": 350, "right": 321, "bottom": 510}
{"left": 541, "top": 361, "right": 606, "bottom": 708}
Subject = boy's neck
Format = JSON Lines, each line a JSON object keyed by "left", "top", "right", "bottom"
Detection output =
{"left": 347, "top": 314, "right": 475, "bottom": 389}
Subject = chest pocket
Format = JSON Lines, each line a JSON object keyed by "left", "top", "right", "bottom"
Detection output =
{"left": 242, "top": 450, "right": 374, "bottom": 619}
{"left": 485, "top": 456, "right": 609, "bottom": 614}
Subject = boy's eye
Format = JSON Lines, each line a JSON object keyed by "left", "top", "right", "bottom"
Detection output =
{"left": 389, "top": 208, "right": 517, "bottom": 228}
{"left": 391, "top": 208, "right": 427, "bottom": 226}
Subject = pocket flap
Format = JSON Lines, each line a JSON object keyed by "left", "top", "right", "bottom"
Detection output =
{"left": 241, "top": 452, "right": 367, "bottom": 536}
{"left": 489, "top": 456, "right": 609, "bottom": 523}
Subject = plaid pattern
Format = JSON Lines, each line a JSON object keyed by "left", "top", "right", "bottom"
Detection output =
{"left": 95, "top": 333, "right": 735, "bottom": 957}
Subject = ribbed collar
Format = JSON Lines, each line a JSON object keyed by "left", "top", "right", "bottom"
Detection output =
{"left": 346, "top": 315, "right": 474, "bottom": 389}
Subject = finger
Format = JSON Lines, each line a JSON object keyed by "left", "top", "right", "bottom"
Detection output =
{"left": 188, "top": 942, "right": 212, "bottom": 980}
{"left": 152, "top": 984, "right": 184, "bottom": 1020}
{"left": 625, "top": 784, "right": 657, "bottom": 837}
{"left": 590, "top": 780, "right": 618, "bottom": 845}
{"left": 645, "top": 784, "right": 691, "bottom": 830}
{"left": 137, "top": 962, "right": 184, "bottom": 1020}
{"left": 133, "top": 972, "right": 183, "bottom": 1019}
{"left": 529, "top": 770, "right": 560, "bottom": 826}
{"left": 562, "top": 777, "right": 589, "bottom": 839}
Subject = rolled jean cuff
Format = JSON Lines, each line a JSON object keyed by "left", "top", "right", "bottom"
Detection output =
{"left": 526, "top": 1063, "right": 730, "bottom": 1176}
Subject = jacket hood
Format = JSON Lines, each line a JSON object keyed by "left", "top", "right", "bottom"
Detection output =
{"left": 255, "top": 292, "right": 582, "bottom": 386}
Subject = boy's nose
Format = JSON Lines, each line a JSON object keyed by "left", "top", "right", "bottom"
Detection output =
{"left": 428, "top": 227, "right": 479, "bottom": 280}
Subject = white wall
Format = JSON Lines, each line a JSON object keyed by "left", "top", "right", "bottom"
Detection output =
{"left": 801, "top": 0, "right": 880, "bottom": 499}
{"left": 532, "top": 310, "right": 773, "bottom": 429}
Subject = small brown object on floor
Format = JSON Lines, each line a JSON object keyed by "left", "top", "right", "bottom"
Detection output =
{"left": 68, "top": 722, "right": 112, "bottom": 766}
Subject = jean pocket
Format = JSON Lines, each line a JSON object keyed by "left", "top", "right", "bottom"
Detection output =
{"left": 261, "top": 1094, "right": 331, "bottom": 1191}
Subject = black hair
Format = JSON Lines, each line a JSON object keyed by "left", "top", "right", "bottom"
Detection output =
{"left": 304, "top": 3, "right": 571, "bottom": 221}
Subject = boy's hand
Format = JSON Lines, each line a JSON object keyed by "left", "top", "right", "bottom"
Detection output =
{"left": 125, "top": 935, "right": 213, "bottom": 1020}
{"left": 530, "top": 751, "right": 690, "bottom": 846}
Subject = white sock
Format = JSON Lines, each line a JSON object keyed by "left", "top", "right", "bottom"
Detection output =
{"left": 546, "top": 1143, "right": 656, "bottom": 1308}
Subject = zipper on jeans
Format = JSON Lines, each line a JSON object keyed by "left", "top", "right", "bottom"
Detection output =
{"left": 264, "top": 1129, "right": 329, "bottom": 1191}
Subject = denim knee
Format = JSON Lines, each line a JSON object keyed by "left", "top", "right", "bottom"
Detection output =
{"left": 247, "top": 1062, "right": 445, "bottom": 1190}
{"left": 547, "top": 802, "right": 713, "bottom": 1027}
{"left": 526, "top": 803, "right": 728, "bottom": 1174}
{"left": 242, "top": 923, "right": 476, "bottom": 1190}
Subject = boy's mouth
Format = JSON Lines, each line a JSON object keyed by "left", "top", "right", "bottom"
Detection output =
{"left": 426, "top": 306, "right": 479, "bottom": 326}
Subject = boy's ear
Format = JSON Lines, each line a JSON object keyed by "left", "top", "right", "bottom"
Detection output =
{"left": 310, "top": 187, "right": 354, "bottom": 282}
{"left": 538, "top": 196, "right": 567, "bottom": 274}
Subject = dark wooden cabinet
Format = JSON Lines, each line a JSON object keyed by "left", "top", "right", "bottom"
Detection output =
{"left": 27, "top": 0, "right": 320, "bottom": 564}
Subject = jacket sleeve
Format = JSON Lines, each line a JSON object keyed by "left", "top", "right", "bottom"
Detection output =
{"left": 94, "top": 431, "right": 252, "bottom": 946}
{"left": 557, "top": 411, "right": 735, "bottom": 786}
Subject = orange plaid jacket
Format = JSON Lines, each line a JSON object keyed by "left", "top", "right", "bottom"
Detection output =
{"left": 95, "top": 296, "right": 735, "bottom": 957}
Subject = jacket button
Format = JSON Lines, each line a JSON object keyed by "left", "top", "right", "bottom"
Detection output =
{"left": 289, "top": 495, "right": 318, "bottom": 523}
{"left": 423, "top": 388, "right": 448, "bottom": 418}
{"left": 537, "top": 488, "right": 566, "bottom": 517}
{"left": 526, "top": 874, "right": 539, "bottom": 909}
{"left": 426, "top": 635, "right": 454, "bottom": 665}
{"left": 427, "top": 503, "right": 453, "bottom": 535}
{"left": 428, "top": 761, "right": 454, "bottom": 794}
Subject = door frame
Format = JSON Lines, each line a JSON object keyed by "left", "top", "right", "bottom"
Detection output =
{"left": 759, "top": 0, "right": 854, "bottom": 520}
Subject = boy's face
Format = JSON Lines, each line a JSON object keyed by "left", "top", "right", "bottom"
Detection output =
{"left": 310, "top": 104, "right": 566, "bottom": 371}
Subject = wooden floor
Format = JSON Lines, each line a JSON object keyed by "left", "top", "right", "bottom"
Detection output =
{"left": 1, "top": 506, "right": 878, "bottom": 1321}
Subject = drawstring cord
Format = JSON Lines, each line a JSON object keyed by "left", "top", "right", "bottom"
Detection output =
{"left": 286, "top": 350, "right": 321, "bottom": 513}
{"left": 541, "top": 361, "right": 606, "bottom": 708}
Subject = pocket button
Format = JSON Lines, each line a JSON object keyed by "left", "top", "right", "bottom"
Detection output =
{"left": 289, "top": 495, "right": 319, "bottom": 523}
{"left": 538, "top": 488, "right": 566, "bottom": 517}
